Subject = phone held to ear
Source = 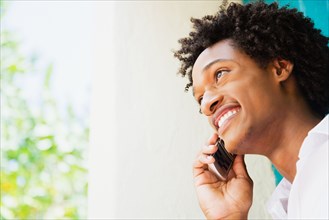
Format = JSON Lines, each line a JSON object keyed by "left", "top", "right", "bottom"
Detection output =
{"left": 208, "top": 138, "right": 236, "bottom": 180}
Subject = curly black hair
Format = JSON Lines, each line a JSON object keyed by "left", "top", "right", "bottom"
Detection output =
{"left": 174, "top": 1, "right": 329, "bottom": 117}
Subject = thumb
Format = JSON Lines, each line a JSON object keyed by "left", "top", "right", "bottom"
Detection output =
{"left": 232, "top": 155, "right": 251, "bottom": 179}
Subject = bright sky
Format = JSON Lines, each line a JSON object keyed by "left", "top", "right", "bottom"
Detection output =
{"left": 3, "top": 1, "right": 94, "bottom": 118}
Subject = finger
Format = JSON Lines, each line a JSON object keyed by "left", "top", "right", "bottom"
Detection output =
{"left": 201, "top": 144, "right": 218, "bottom": 155}
{"left": 200, "top": 154, "right": 215, "bottom": 164}
{"left": 207, "top": 133, "right": 218, "bottom": 145}
{"left": 193, "top": 153, "right": 215, "bottom": 177}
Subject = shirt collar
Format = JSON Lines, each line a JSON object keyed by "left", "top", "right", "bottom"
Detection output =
{"left": 267, "top": 178, "right": 291, "bottom": 219}
{"left": 308, "top": 114, "right": 329, "bottom": 136}
{"left": 299, "top": 114, "right": 328, "bottom": 160}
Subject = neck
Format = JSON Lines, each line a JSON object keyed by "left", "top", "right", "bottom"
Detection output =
{"left": 265, "top": 109, "right": 320, "bottom": 183}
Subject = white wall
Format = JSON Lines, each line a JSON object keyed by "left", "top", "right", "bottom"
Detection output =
{"left": 89, "top": 1, "right": 275, "bottom": 219}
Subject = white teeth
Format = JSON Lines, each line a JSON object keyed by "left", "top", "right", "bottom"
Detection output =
{"left": 217, "top": 109, "right": 239, "bottom": 128}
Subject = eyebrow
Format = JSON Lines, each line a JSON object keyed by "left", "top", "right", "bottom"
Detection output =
{"left": 202, "top": 58, "right": 230, "bottom": 73}
{"left": 192, "top": 58, "right": 232, "bottom": 97}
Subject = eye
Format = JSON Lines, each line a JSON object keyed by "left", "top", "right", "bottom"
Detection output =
{"left": 215, "top": 69, "right": 230, "bottom": 81}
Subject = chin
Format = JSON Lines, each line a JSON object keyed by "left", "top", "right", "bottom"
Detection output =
{"left": 222, "top": 129, "right": 250, "bottom": 155}
{"left": 222, "top": 135, "right": 239, "bottom": 154}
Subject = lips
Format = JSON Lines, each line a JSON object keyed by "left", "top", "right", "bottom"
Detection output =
{"left": 212, "top": 104, "right": 241, "bottom": 130}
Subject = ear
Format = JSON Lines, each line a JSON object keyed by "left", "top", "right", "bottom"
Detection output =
{"left": 271, "top": 58, "right": 294, "bottom": 82}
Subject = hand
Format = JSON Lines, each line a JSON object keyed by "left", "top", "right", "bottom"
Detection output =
{"left": 193, "top": 133, "right": 253, "bottom": 220}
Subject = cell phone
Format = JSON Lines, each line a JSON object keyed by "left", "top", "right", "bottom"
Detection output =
{"left": 209, "top": 138, "right": 236, "bottom": 180}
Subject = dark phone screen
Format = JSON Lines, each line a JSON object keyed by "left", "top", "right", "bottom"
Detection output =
{"left": 212, "top": 138, "right": 236, "bottom": 180}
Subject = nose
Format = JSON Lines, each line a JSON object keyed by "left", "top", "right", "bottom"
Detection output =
{"left": 200, "top": 90, "right": 222, "bottom": 116}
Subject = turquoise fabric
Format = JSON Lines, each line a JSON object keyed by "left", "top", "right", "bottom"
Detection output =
{"left": 271, "top": 164, "right": 282, "bottom": 185}
{"left": 242, "top": 0, "right": 329, "bottom": 185}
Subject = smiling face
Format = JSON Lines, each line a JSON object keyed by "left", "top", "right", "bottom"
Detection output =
{"left": 192, "top": 39, "right": 290, "bottom": 155}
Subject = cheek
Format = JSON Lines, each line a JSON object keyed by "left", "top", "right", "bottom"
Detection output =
{"left": 236, "top": 77, "right": 277, "bottom": 112}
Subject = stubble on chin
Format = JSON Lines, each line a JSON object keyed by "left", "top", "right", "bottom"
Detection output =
{"left": 225, "top": 127, "right": 253, "bottom": 155}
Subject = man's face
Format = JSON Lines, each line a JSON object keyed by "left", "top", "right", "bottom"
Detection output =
{"left": 192, "top": 40, "right": 285, "bottom": 155}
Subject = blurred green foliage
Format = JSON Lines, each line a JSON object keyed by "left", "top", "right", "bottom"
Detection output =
{"left": 0, "top": 1, "right": 88, "bottom": 219}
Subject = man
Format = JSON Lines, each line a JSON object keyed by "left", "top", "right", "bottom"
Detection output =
{"left": 174, "top": 1, "right": 328, "bottom": 219}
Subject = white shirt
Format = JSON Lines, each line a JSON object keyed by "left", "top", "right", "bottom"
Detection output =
{"left": 267, "top": 115, "right": 329, "bottom": 219}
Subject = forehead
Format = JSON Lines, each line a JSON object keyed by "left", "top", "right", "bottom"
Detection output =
{"left": 192, "top": 40, "right": 238, "bottom": 80}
